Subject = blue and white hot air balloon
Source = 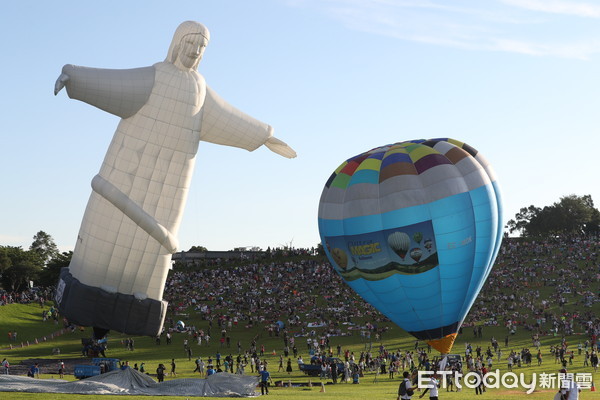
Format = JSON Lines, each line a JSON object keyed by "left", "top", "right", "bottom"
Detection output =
{"left": 318, "top": 139, "right": 502, "bottom": 353}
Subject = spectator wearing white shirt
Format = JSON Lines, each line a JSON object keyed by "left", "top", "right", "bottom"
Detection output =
{"left": 559, "top": 368, "right": 581, "bottom": 400}
{"left": 419, "top": 373, "right": 439, "bottom": 400}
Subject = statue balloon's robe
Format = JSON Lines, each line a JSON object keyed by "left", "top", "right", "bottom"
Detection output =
{"left": 55, "top": 61, "right": 272, "bottom": 336}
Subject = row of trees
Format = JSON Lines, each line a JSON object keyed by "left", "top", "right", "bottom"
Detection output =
{"left": 506, "top": 194, "right": 600, "bottom": 237}
{"left": 0, "top": 231, "right": 71, "bottom": 292}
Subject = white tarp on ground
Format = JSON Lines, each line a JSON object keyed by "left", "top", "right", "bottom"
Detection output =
{"left": 0, "top": 368, "right": 259, "bottom": 396}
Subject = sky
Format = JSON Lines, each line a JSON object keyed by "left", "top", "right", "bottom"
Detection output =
{"left": 1, "top": 0, "right": 599, "bottom": 253}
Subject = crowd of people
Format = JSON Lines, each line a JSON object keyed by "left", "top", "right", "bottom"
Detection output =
{"left": 7, "top": 236, "right": 596, "bottom": 355}
{"left": 161, "top": 236, "right": 598, "bottom": 350}
{"left": 163, "top": 258, "right": 390, "bottom": 341}
{"left": 2, "top": 235, "right": 598, "bottom": 396}
{"left": 0, "top": 287, "right": 53, "bottom": 307}
{"left": 464, "top": 236, "right": 599, "bottom": 337}
{"left": 113, "top": 234, "right": 592, "bottom": 396}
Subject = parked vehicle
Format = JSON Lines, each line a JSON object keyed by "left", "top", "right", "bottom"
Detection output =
{"left": 74, "top": 358, "right": 120, "bottom": 379}
{"left": 299, "top": 356, "right": 345, "bottom": 377}
{"left": 433, "top": 354, "right": 462, "bottom": 370}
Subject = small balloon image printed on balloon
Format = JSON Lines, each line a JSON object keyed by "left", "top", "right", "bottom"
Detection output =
{"left": 331, "top": 248, "right": 348, "bottom": 270}
{"left": 318, "top": 138, "right": 503, "bottom": 354}
{"left": 388, "top": 231, "right": 410, "bottom": 259}
{"left": 410, "top": 247, "right": 423, "bottom": 262}
{"left": 424, "top": 238, "right": 433, "bottom": 252}
{"left": 413, "top": 232, "right": 423, "bottom": 244}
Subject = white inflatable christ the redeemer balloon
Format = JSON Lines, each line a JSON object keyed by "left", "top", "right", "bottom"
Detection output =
{"left": 54, "top": 21, "right": 296, "bottom": 338}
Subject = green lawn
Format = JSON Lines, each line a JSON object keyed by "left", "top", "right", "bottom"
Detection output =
{"left": 0, "top": 302, "right": 598, "bottom": 399}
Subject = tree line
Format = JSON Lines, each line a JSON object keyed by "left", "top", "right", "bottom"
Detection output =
{"left": 506, "top": 194, "right": 600, "bottom": 237}
{"left": 0, "top": 231, "right": 71, "bottom": 292}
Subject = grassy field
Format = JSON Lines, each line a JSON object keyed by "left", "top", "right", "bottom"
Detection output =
{"left": 0, "top": 301, "right": 598, "bottom": 400}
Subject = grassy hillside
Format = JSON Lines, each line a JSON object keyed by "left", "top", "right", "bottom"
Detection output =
{"left": 0, "top": 237, "right": 598, "bottom": 399}
{"left": 0, "top": 302, "right": 598, "bottom": 399}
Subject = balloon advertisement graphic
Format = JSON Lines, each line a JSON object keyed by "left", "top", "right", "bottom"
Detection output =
{"left": 318, "top": 138, "right": 503, "bottom": 353}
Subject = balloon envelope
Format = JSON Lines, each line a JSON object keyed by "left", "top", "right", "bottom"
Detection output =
{"left": 318, "top": 138, "right": 503, "bottom": 353}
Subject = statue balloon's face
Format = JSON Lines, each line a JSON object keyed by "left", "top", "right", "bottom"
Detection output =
{"left": 175, "top": 34, "right": 208, "bottom": 70}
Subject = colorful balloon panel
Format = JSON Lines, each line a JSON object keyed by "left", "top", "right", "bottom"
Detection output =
{"left": 318, "top": 139, "right": 502, "bottom": 353}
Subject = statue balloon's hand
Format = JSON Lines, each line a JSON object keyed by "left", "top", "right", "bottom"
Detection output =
{"left": 265, "top": 136, "right": 297, "bottom": 159}
{"left": 54, "top": 73, "right": 70, "bottom": 95}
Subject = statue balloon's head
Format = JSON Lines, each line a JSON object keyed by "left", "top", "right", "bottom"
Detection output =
{"left": 167, "top": 21, "right": 211, "bottom": 70}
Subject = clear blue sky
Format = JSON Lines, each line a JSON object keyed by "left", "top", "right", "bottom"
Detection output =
{"left": 1, "top": 0, "right": 599, "bottom": 252}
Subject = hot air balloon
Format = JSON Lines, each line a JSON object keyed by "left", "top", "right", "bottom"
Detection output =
{"left": 410, "top": 248, "right": 423, "bottom": 263}
{"left": 318, "top": 138, "right": 502, "bottom": 354}
{"left": 413, "top": 232, "right": 423, "bottom": 244}
{"left": 424, "top": 238, "right": 433, "bottom": 252}
{"left": 388, "top": 231, "right": 410, "bottom": 259}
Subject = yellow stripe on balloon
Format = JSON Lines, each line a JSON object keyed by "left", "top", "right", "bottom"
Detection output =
{"left": 355, "top": 158, "right": 382, "bottom": 172}
{"left": 407, "top": 145, "right": 439, "bottom": 162}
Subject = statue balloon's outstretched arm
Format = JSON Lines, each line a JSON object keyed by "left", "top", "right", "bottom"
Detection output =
{"left": 55, "top": 66, "right": 297, "bottom": 158}
{"left": 201, "top": 86, "right": 296, "bottom": 158}
{"left": 265, "top": 135, "right": 297, "bottom": 159}
{"left": 54, "top": 64, "right": 155, "bottom": 119}
{"left": 54, "top": 73, "right": 69, "bottom": 95}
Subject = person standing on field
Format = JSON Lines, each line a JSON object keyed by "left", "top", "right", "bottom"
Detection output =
{"left": 419, "top": 373, "right": 440, "bottom": 400}
{"left": 398, "top": 370, "right": 414, "bottom": 400}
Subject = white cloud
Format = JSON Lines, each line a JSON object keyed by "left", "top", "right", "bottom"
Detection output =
{"left": 495, "top": 36, "right": 600, "bottom": 59}
{"left": 289, "top": 0, "right": 600, "bottom": 59}
{"left": 501, "top": 0, "right": 600, "bottom": 18}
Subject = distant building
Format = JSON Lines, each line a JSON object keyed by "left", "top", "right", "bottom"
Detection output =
{"left": 172, "top": 250, "right": 266, "bottom": 266}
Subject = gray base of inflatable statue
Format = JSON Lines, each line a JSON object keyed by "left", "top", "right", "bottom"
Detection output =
{"left": 55, "top": 268, "right": 167, "bottom": 337}
{"left": 0, "top": 368, "right": 259, "bottom": 397}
